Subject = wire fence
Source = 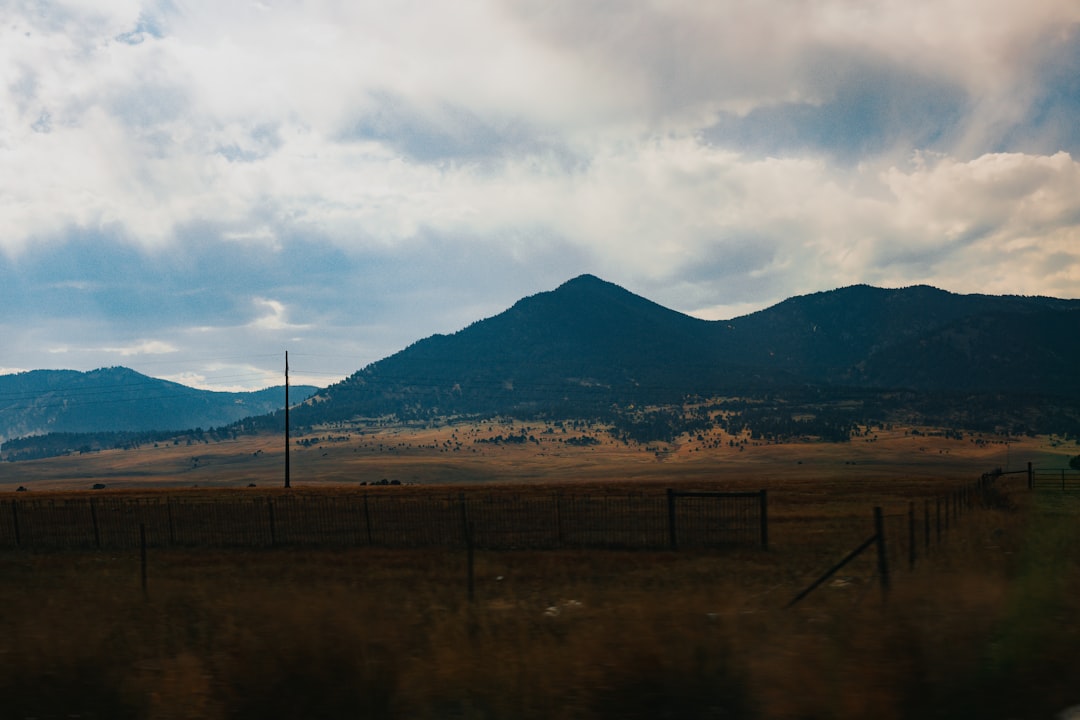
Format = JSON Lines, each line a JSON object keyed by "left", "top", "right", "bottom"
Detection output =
{"left": 0, "top": 489, "right": 768, "bottom": 552}
{"left": 786, "top": 469, "right": 1005, "bottom": 608}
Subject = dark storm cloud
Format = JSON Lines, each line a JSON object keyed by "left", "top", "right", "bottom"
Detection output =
{"left": 702, "top": 52, "right": 969, "bottom": 162}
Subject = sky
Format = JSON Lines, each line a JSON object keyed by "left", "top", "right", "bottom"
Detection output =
{"left": 2, "top": 0, "right": 1079, "bottom": 391}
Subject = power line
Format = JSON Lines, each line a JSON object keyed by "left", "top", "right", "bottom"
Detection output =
{"left": 111, "top": 353, "right": 284, "bottom": 367}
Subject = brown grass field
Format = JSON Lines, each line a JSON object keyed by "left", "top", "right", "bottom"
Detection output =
{"left": 0, "top": 422, "right": 1077, "bottom": 718}
{"left": 1, "top": 418, "right": 1071, "bottom": 492}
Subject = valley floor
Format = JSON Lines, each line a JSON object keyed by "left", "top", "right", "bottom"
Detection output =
{"left": 0, "top": 419, "right": 1074, "bottom": 492}
{"left": 0, "top": 470, "right": 1077, "bottom": 718}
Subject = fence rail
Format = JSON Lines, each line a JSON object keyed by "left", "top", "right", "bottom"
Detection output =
{"left": 0, "top": 489, "right": 768, "bottom": 552}
{"left": 1031, "top": 469, "right": 1080, "bottom": 491}
{"left": 786, "top": 468, "right": 1000, "bottom": 608}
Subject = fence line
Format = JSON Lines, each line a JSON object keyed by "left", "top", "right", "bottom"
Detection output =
{"left": 786, "top": 467, "right": 1002, "bottom": 608}
{"left": 0, "top": 489, "right": 767, "bottom": 552}
{"left": 1030, "top": 466, "right": 1080, "bottom": 491}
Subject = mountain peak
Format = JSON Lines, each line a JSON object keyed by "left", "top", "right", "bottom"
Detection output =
{"left": 548, "top": 273, "right": 632, "bottom": 301}
{"left": 557, "top": 273, "right": 607, "bottom": 288}
{"left": 509, "top": 274, "right": 699, "bottom": 331}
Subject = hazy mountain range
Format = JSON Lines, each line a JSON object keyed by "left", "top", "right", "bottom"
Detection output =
{"left": 0, "top": 366, "right": 317, "bottom": 443}
{"left": 4, "top": 275, "right": 1079, "bottom": 452}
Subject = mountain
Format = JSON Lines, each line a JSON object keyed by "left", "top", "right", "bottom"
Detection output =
{"left": 851, "top": 307, "right": 1080, "bottom": 397}
{"left": 6, "top": 276, "right": 1078, "bottom": 448}
{"left": 286, "top": 275, "right": 1080, "bottom": 431}
{"left": 720, "top": 284, "right": 1080, "bottom": 391}
{"left": 285, "top": 275, "right": 774, "bottom": 427}
{"left": 0, "top": 367, "right": 318, "bottom": 442}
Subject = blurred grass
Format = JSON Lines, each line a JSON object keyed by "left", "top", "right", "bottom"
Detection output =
{"left": 0, "top": 479, "right": 1076, "bottom": 719}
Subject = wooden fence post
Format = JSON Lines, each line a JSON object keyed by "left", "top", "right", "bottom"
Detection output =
{"left": 267, "top": 498, "right": 276, "bottom": 547}
{"left": 936, "top": 496, "right": 941, "bottom": 544}
{"left": 466, "top": 520, "right": 475, "bottom": 604}
{"left": 363, "top": 494, "right": 373, "bottom": 545}
{"left": 140, "top": 523, "right": 148, "bottom": 600}
{"left": 923, "top": 500, "right": 930, "bottom": 553}
{"left": 90, "top": 498, "right": 101, "bottom": 549}
{"left": 874, "top": 507, "right": 889, "bottom": 598}
{"left": 459, "top": 493, "right": 470, "bottom": 546}
{"left": 759, "top": 489, "right": 769, "bottom": 551}
{"left": 167, "top": 497, "right": 176, "bottom": 546}
{"left": 908, "top": 501, "right": 916, "bottom": 571}
{"left": 554, "top": 493, "right": 563, "bottom": 548}
{"left": 11, "top": 501, "right": 19, "bottom": 548}
{"left": 1028, "top": 461, "right": 1033, "bottom": 490}
{"left": 784, "top": 534, "right": 878, "bottom": 609}
{"left": 666, "top": 488, "right": 678, "bottom": 551}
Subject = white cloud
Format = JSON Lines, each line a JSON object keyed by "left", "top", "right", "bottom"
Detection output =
{"left": 5, "top": 0, "right": 1078, "bottom": 258}
{"left": 879, "top": 150, "right": 1080, "bottom": 296}
{"left": 1, "top": 0, "right": 1078, "bottom": 389}
{"left": 158, "top": 366, "right": 281, "bottom": 393}
{"left": 101, "top": 339, "right": 178, "bottom": 356}
{"left": 248, "top": 298, "right": 310, "bottom": 331}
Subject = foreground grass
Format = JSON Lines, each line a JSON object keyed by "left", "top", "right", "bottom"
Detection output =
{"left": 1, "top": 484, "right": 1077, "bottom": 719}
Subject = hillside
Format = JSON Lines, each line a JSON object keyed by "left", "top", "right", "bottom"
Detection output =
{"left": 285, "top": 275, "right": 770, "bottom": 427}
{"left": 849, "top": 308, "right": 1080, "bottom": 397}
{"left": 5, "top": 276, "right": 1079, "bottom": 456}
{"left": 693, "top": 282, "right": 1080, "bottom": 397}
{"left": 284, "top": 275, "right": 1080, "bottom": 434}
{"left": 0, "top": 367, "right": 318, "bottom": 442}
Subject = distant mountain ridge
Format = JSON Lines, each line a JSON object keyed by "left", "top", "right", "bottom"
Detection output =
{"left": 0, "top": 367, "right": 318, "bottom": 442}
{"left": 718, "top": 283, "right": 1080, "bottom": 391}
{"left": 285, "top": 275, "right": 1080, "bottom": 429}
{"left": 5, "top": 276, "right": 1079, "bottom": 446}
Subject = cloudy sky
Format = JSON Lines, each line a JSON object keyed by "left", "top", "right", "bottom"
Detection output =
{"left": 3, "top": 1, "right": 1079, "bottom": 391}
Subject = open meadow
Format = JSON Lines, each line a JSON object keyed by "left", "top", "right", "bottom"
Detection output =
{"left": 0, "top": 423, "right": 1078, "bottom": 718}
{"left": 1, "top": 418, "right": 1071, "bottom": 491}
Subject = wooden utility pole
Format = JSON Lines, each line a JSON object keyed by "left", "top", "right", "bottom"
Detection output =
{"left": 285, "top": 351, "right": 291, "bottom": 489}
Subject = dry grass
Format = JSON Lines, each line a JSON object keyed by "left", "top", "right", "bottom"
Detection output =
{"left": 2, "top": 419, "right": 1074, "bottom": 492}
{"left": 0, "top": 424, "right": 1077, "bottom": 717}
{"left": 0, "top": 477, "right": 1077, "bottom": 719}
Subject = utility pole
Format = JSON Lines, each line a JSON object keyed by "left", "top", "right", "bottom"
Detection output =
{"left": 284, "top": 350, "right": 291, "bottom": 489}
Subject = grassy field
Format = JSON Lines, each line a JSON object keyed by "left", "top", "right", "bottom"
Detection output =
{"left": 0, "top": 423, "right": 1077, "bottom": 718}
{"left": 0, "top": 481, "right": 1077, "bottom": 718}
{"left": 1, "top": 418, "right": 1073, "bottom": 492}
